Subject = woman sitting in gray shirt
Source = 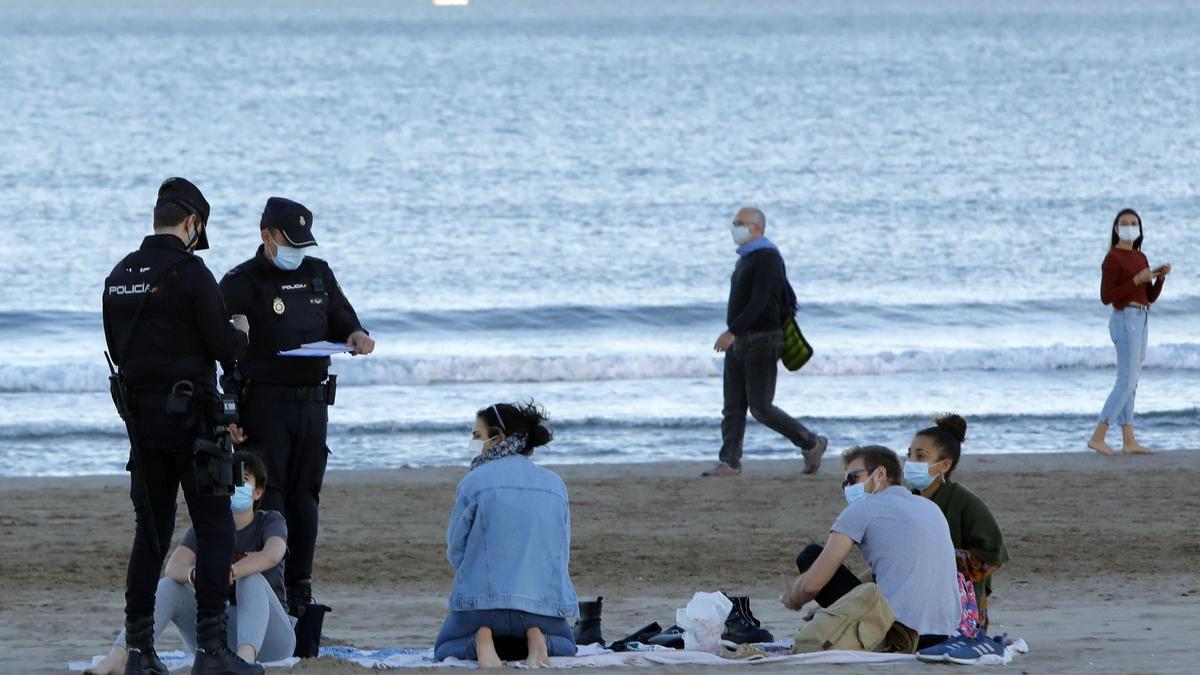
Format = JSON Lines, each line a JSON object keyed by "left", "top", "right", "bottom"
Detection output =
{"left": 780, "top": 445, "right": 961, "bottom": 650}
{"left": 85, "top": 452, "right": 294, "bottom": 674}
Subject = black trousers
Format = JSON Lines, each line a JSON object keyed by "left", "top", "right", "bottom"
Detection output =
{"left": 796, "top": 544, "right": 948, "bottom": 650}
{"left": 719, "top": 330, "right": 817, "bottom": 469}
{"left": 242, "top": 396, "right": 329, "bottom": 592}
{"left": 125, "top": 403, "right": 234, "bottom": 623}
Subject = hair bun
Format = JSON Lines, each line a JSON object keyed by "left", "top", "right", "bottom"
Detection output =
{"left": 934, "top": 414, "right": 967, "bottom": 444}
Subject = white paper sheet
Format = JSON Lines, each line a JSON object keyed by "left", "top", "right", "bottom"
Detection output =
{"left": 277, "top": 341, "right": 353, "bottom": 357}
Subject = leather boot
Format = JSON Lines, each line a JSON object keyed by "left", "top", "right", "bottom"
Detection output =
{"left": 287, "top": 577, "right": 313, "bottom": 618}
{"left": 191, "top": 614, "right": 264, "bottom": 675}
{"left": 722, "top": 596, "right": 774, "bottom": 644}
{"left": 572, "top": 596, "right": 605, "bottom": 647}
{"left": 123, "top": 615, "right": 168, "bottom": 675}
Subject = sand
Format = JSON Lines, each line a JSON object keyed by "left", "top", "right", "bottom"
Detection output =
{"left": 2, "top": 450, "right": 1198, "bottom": 674}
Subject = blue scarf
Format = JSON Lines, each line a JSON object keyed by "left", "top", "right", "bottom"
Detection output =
{"left": 736, "top": 236, "right": 778, "bottom": 257}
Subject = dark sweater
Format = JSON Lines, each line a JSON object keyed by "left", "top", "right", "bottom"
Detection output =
{"left": 726, "top": 248, "right": 790, "bottom": 336}
{"left": 1100, "top": 248, "right": 1163, "bottom": 309}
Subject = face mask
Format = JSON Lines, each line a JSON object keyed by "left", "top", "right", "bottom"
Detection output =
{"left": 1117, "top": 224, "right": 1140, "bottom": 242}
{"left": 468, "top": 436, "right": 495, "bottom": 454}
{"left": 730, "top": 225, "right": 752, "bottom": 245}
{"left": 843, "top": 482, "right": 867, "bottom": 505}
{"left": 269, "top": 240, "right": 307, "bottom": 271}
{"left": 904, "top": 461, "right": 938, "bottom": 490}
{"left": 184, "top": 221, "right": 203, "bottom": 251}
{"left": 230, "top": 484, "right": 254, "bottom": 513}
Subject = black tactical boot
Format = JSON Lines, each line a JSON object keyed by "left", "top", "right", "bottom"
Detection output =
{"left": 572, "top": 596, "right": 605, "bottom": 647}
{"left": 721, "top": 596, "right": 774, "bottom": 644}
{"left": 287, "top": 577, "right": 313, "bottom": 617}
{"left": 191, "top": 614, "right": 264, "bottom": 675}
{"left": 123, "top": 615, "right": 168, "bottom": 675}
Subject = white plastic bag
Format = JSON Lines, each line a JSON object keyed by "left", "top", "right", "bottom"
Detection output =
{"left": 675, "top": 591, "right": 733, "bottom": 653}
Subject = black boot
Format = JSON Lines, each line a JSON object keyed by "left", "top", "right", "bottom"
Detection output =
{"left": 722, "top": 596, "right": 774, "bottom": 644}
{"left": 572, "top": 596, "right": 605, "bottom": 647}
{"left": 287, "top": 577, "right": 313, "bottom": 618}
{"left": 191, "top": 614, "right": 264, "bottom": 675}
{"left": 123, "top": 615, "right": 168, "bottom": 675}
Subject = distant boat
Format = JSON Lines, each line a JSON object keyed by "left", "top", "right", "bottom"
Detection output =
{"left": 433, "top": 0, "right": 469, "bottom": 5}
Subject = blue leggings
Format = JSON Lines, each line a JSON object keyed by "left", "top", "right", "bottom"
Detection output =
{"left": 434, "top": 609, "right": 577, "bottom": 662}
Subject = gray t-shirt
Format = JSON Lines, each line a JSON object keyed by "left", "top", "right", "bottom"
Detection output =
{"left": 830, "top": 486, "right": 960, "bottom": 635}
{"left": 181, "top": 509, "right": 288, "bottom": 606}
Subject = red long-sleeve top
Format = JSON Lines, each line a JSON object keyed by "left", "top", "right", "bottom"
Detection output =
{"left": 1100, "top": 248, "right": 1164, "bottom": 309}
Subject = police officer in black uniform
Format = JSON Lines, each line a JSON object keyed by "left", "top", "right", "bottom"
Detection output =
{"left": 102, "top": 178, "right": 264, "bottom": 675}
{"left": 220, "top": 197, "right": 374, "bottom": 617}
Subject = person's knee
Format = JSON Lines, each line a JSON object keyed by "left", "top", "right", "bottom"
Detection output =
{"left": 796, "top": 543, "right": 824, "bottom": 572}
{"left": 235, "top": 572, "right": 269, "bottom": 595}
{"left": 748, "top": 405, "right": 774, "bottom": 423}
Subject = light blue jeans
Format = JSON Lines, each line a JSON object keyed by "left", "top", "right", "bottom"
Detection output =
{"left": 434, "top": 609, "right": 576, "bottom": 662}
{"left": 1098, "top": 306, "right": 1149, "bottom": 426}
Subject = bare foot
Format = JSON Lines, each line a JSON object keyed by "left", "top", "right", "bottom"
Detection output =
{"left": 525, "top": 627, "right": 551, "bottom": 669}
{"left": 237, "top": 644, "right": 257, "bottom": 664}
{"left": 1087, "top": 438, "right": 1116, "bottom": 456}
{"left": 84, "top": 646, "right": 126, "bottom": 675}
{"left": 475, "top": 626, "right": 503, "bottom": 668}
{"left": 1121, "top": 444, "right": 1157, "bottom": 455}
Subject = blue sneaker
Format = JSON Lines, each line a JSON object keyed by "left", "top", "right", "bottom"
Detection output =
{"left": 916, "top": 636, "right": 972, "bottom": 663}
{"left": 945, "top": 635, "right": 1007, "bottom": 665}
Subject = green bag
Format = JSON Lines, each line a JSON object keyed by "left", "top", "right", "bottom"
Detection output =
{"left": 781, "top": 315, "right": 813, "bottom": 372}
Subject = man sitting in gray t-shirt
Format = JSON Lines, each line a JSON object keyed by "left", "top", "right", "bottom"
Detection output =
{"left": 782, "top": 445, "right": 961, "bottom": 648}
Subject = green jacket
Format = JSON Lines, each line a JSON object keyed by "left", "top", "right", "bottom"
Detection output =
{"left": 929, "top": 479, "right": 1009, "bottom": 598}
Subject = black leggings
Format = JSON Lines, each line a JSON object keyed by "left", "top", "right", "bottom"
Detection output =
{"left": 796, "top": 544, "right": 948, "bottom": 650}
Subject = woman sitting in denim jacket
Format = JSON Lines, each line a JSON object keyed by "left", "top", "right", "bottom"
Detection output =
{"left": 434, "top": 401, "right": 579, "bottom": 668}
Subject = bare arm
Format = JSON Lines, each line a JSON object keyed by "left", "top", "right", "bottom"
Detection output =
{"left": 782, "top": 533, "right": 854, "bottom": 610}
{"left": 163, "top": 545, "right": 197, "bottom": 585}
{"left": 232, "top": 536, "right": 286, "bottom": 580}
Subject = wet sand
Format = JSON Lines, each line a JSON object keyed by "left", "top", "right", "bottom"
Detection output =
{"left": 3, "top": 450, "right": 1198, "bottom": 674}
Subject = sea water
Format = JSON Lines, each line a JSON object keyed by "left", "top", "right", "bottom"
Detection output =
{"left": 1, "top": 0, "right": 1197, "bottom": 476}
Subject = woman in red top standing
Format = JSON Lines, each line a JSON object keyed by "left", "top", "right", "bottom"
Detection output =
{"left": 1088, "top": 208, "right": 1172, "bottom": 455}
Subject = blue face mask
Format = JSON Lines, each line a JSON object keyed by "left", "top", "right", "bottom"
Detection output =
{"left": 230, "top": 484, "right": 255, "bottom": 513}
{"left": 730, "top": 225, "right": 752, "bottom": 245}
{"left": 268, "top": 240, "right": 307, "bottom": 271}
{"left": 843, "top": 482, "right": 867, "bottom": 505}
{"left": 904, "top": 461, "right": 942, "bottom": 490}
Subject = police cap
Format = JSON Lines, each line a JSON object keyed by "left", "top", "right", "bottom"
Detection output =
{"left": 260, "top": 197, "right": 317, "bottom": 248}
{"left": 156, "top": 177, "right": 211, "bottom": 250}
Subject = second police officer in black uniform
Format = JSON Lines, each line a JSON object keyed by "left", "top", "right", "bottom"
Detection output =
{"left": 102, "top": 178, "right": 264, "bottom": 675}
{"left": 221, "top": 197, "right": 374, "bottom": 618}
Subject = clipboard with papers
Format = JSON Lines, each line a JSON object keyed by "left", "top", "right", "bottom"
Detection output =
{"left": 278, "top": 341, "right": 355, "bottom": 357}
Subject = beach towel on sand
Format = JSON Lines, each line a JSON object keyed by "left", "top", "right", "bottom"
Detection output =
{"left": 71, "top": 639, "right": 1028, "bottom": 669}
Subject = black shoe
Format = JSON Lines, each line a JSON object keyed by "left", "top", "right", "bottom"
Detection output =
{"left": 722, "top": 596, "right": 774, "bottom": 644}
{"left": 646, "top": 625, "right": 685, "bottom": 649}
{"left": 191, "top": 614, "right": 264, "bottom": 675}
{"left": 123, "top": 615, "right": 168, "bottom": 675}
{"left": 609, "top": 622, "right": 663, "bottom": 652}
{"left": 573, "top": 596, "right": 605, "bottom": 646}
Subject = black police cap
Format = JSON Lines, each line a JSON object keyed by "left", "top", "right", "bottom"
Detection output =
{"left": 259, "top": 197, "right": 317, "bottom": 248}
{"left": 156, "top": 177, "right": 211, "bottom": 250}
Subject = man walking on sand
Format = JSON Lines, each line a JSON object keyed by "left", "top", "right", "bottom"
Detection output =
{"left": 704, "top": 207, "right": 827, "bottom": 477}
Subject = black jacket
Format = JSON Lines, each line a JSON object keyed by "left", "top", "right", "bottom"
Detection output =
{"left": 726, "top": 248, "right": 794, "bottom": 336}
{"left": 102, "top": 234, "right": 247, "bottom": 389}
{"left": 219, "top": 246, "right": 365, "bottom": 387}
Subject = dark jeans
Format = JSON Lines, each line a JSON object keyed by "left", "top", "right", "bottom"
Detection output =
{"left": 720, "top": 329, "right": 817, "bottom": 468}
{"left": 126, "top": 402, "right": 234, "bottom": 624}
{"left": 796, "top": 544, "right": 948, "bottom": 650}
{"left": 434, "top": 609, "right": 577, "bottom": 662}
{"left": 242, "top": 396, "right": 329, "bottom": 593}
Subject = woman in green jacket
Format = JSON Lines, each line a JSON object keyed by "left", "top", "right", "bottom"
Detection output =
{"left": 905, "top": 414, "right": 1009, "bottom": 631}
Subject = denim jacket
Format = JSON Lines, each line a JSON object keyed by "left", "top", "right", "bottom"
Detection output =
{"left": 446, "top": 455, "right": 579, "bottom": 619}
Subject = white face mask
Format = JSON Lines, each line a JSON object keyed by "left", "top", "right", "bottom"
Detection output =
{"left": 268, "top": 239, "right": 307, "bottom": 271}
{"left": 468, "top": 436, "right": 496, "bottom": 454}
{"left": 1116, "top": 224, "right": 1140, "bottom": 242}
{"left": 730, "top": 225, "right": 752, "bottom": 245}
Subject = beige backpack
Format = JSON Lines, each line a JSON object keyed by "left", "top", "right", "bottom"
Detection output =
{"left": 792, "top": 583, "right": 895, "bottom": 653}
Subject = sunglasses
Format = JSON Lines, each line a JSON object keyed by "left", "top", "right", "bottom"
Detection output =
{"left": 842, "top": 468, "right": 870, "bottom": 488}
